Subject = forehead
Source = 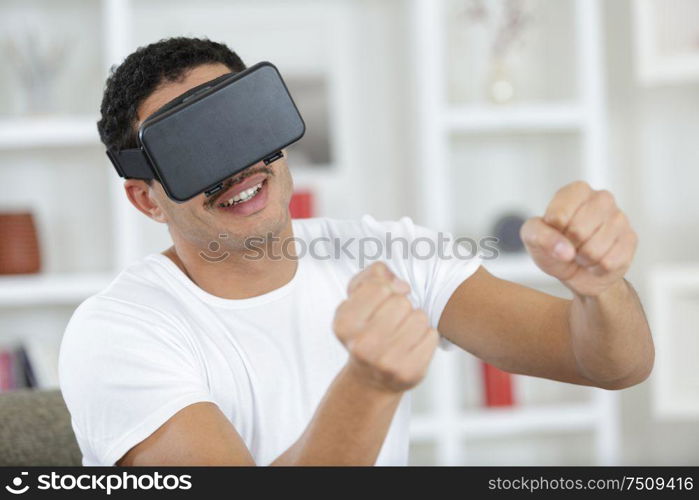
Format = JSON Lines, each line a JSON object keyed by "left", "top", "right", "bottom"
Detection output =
{"left": 136, "top": 63, "right": 232, "bottom": 125}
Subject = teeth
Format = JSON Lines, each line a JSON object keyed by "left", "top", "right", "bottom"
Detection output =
{"left": 218, "top": 182, "right": 263, "bottom": 208}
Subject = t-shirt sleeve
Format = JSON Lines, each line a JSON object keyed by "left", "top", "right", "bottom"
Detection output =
{"left": 58, "top": 296, "right": 215, "bottom": 465}
{"left": 358, "top": 215, "right": 482, "bottom": 346}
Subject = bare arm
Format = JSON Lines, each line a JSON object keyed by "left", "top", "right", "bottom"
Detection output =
{"left": 118, "top": 366, "right": 402, "bottom": 466}
{"left": 120, "top": 262, "right": 437, "bottom": 465}
{"left": 439, "top": 181, "right": 654, "bottom": 390}
{"left": 118, "top": 401, "right": 255, "bottom": 466}
{"left": 271, "top": 364, "right": 402, "bottom": 465}
{"left": 439, "top": 266, "right": 652, "bottom": 389}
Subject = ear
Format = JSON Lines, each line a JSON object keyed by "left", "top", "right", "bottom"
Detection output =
{"left": 124, "top": 180, "right": 168, "bottom": 223}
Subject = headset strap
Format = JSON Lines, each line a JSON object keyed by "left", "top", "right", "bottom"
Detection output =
{"left": 106, "top": 148, "right": 155, "bottom": 180}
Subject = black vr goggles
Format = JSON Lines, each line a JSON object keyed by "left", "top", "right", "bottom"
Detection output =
{"left": 106, "top": 62, "right": 306, "bottom": 202}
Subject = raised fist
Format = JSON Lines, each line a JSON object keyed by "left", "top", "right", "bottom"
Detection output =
{"left": 333, "top": 262, "right": 439, "bottom": 393}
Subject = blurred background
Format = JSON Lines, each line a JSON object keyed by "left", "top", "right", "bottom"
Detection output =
{"left": 0, "top": 0, "right": 698, "bottom": 465}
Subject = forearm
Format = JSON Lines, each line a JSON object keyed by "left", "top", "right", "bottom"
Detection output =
{"left": 271, "top": 363, "right": 403, "bottom": 466}
{"left": 568, "top": 278, "right": 654, "bottom": 388}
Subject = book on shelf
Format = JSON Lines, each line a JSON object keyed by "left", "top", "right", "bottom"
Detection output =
{"left": 0, "top": 344, "right": 33, "bottom": 391}
{"left": 482, "top": 362, "right": 515, "bottom": 407}
{"left": 0, "top": 349, "right": 14, "bottom": 390}
{"left": 0, "top": 339, "right": 59, "bottom": 392}
{"left": 289, "top": 189, "right": 314, "bottom": 219}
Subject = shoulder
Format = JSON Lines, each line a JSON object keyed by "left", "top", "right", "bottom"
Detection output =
{"left": 58, "top": 259, "right": 201, "bottom": 408}
{"left": 74, "top": 254, "right": 189, "bottom": 324}
{"left": 98, "top": 255, "right": 188, "bottom": 313}
{"left": 61, "top": 256, "right": 192, "bottom": 356}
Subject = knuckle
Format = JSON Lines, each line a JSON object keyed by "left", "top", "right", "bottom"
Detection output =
{"left": 378, "top": 282, "right": 396, "bottom": 299}
{"left": 421, "top": 329, "right": 440, "bottom": 353}
{"left": 390, "top": 295, "right": 413, "bottom": 316}
{"left": 596, "top": 189, "right": 615, "bottom": 206}
{"left": 545, "top": 210, "right": 567, "bottom": 227}
{"left": 409, "top": 310, "right": 430, "bottom": 330}
{"left": 332, "top": 303, "right": 348, "bottom": 331}
{"left": 612, "top": 210, "right": 628, "bottom": 228}
{"left": 332, "top": 315, "right": 344, "bottom": 335}
{"left": 333, "top": 313, "right": 360, "bottom": 338}
{"left": 520, "top": 219, "right": 536, "bottom": 242}
{"left": 599, "top": 256, "right": 616, "bottom": 272}
{"left": 427, "top": 328, "right": 441, "bottom": 346}
{"left": 350, "top": 333, "right": 377, "bottom": 363}
{"left": 369, "top": 261, "right": 386, "bottom": 272}
{"left": 566, "top": 224, "right": 586, "bottom": 242}
{"left": 579, "top": 245, "right": 603, "bottom": 263}
{"left": 629, "top": 229, "right": 639, "bottom": 246}
{"left": 557, "top": 180, "right": 587, "bottom": 200}
{"left": 414, "top": 309, "right": 430, "bottom": 324}
{"left": 349, "top": 265, "right": 382, "bottom": 293}
{"left": 554, "top": 184, "right": 568, "bottom": 197}
{"left": 368, "top": 261, "right": 390, "bottom": 278}
{"left": 571, "top": 180, "right": 591, "bottom": 193}
{"left": 365, "top": 280, "right": 393, "bottom": 299}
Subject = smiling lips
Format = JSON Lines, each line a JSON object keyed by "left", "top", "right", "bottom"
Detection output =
{"left": 209, "top": 171, "right": 271, "bottom": 217}
{"left": 218, "top": 181, "right": 264, "bottom": 208}
{"left": 212, "top": 172, "right": 268, "bottom": 208}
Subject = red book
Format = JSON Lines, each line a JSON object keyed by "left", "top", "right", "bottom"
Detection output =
{"left": 289, "top": 190, "right": 314, "bottom": 219}
{"left": 482, "top": 362, "right": 515, "bottom": 407}
{"left": 0, "top": 350, "right": 13, "bottom": 391}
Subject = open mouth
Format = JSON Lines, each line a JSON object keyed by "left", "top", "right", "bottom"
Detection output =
{"left": 210, "top": 171, "right": 270, "bottom": 216}
{"left": 218, "top": 180, "right": 265, "bottom": 208}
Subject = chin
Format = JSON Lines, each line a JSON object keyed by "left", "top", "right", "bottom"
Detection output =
{"left": 226, "top": 202, "right": 289, "bottom": 243}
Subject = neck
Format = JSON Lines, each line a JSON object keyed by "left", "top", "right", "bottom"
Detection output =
{"left": 163, "top": 220, "right": 297, "bottom": 300}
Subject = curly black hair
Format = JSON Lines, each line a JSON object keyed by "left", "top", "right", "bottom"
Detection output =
{"left": 97, "top": 37, "right": 246, "bottom": 153}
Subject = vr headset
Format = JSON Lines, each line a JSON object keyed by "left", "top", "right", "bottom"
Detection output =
{"left": 106, "top": 61, "right": 306, "bottom": 202}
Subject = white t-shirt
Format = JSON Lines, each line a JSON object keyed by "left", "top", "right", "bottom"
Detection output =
{"left": 59, "top": 216, "right": 481, "bottom": 466}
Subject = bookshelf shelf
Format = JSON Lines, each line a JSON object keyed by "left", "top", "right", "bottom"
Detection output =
{"left": 410, "top": 403, "right": 596, "bottom": 440}
{"left": 0, "top": 272, "right": 113, "bottom": 307}
{"left": 445, "top": 103, "right": 585, "bottom": 134}
{"left": 0, "top": 116, "right": 100, "bottom": 150}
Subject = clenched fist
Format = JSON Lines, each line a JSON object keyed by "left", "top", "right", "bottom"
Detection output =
{"left": 333, "top": 262, "right": 439, "bottom": 393}
{"left": 521, "top": 181, "right": 638, "bottom": 297}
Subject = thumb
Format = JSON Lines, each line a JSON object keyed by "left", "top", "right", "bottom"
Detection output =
{"left": 520, "top": 217, "right": 576, "bottom": 263}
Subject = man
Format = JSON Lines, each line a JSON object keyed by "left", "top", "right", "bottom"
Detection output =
{"left": 59, "top": 37, "right": 653, "bottom": 466}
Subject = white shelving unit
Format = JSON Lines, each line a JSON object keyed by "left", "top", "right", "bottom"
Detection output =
{"left": 446, "top": 103, "right": 585, "bottom": 133}
{"left": 409, "top": 0, "right": 619, "bottom": 465}
{"left": 0, "top": 272, "right": 112, "bottom": 307}
{"left": 411, "top": 402, "right": 597, "bottom": 440}
{"left": 0, "top": 116, "right": 99, "bottom": 149}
